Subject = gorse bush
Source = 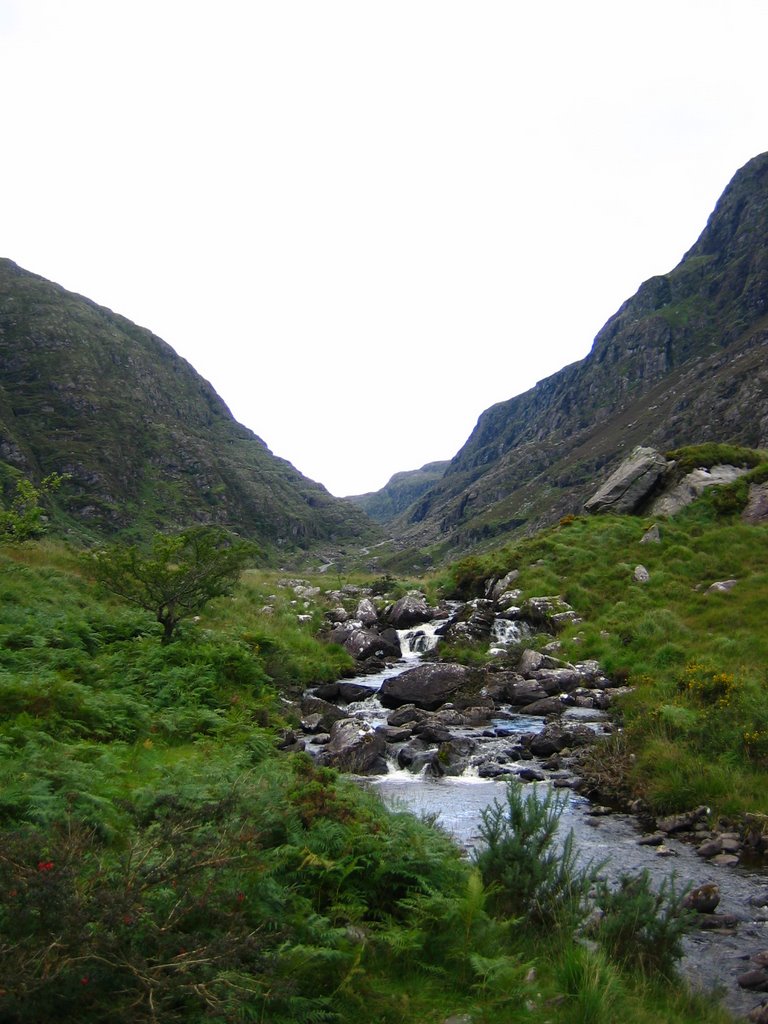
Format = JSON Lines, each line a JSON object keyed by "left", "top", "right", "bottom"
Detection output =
{"left": 592, "top": 869, "right": 693, "bottom": 978}
{"left": 474, "top": 780, "right": 598, "bottom": 926}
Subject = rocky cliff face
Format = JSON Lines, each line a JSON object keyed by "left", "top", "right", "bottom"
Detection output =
{"left": 0, "top": 259, "right": 378, "bottom": 552}
{"left": 394, "top": 152, "right": 768, "bottom": 550}
{"left": 344, "top": 461, "right": 449, "bottom": 524}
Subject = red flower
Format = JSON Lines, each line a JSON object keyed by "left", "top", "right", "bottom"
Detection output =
{"left": 37, "top": 860, "right": 55, "bottom": 872}
{"left": 80, "top": 976, "right": 89, "bottom": 986}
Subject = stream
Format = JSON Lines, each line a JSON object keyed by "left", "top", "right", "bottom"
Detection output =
{"left": 304, "top": 618, "right": 768, "bottom": 1019}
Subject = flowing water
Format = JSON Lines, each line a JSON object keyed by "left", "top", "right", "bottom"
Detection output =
{"left": 314, "top": 618, "right": 768, "bottom": 1018}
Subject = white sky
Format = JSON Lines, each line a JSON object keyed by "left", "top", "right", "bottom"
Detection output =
{"left": 2, "top": 1, "right": 766, "bottom": 496}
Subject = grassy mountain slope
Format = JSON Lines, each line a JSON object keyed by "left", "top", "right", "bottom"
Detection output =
{"left": 0, "top": 259, "right": 378, "bottom": 553}
{"left": 436, "top": 461, "right": 768, "bottom": 819}
{"left": 394, "top": 152, "right": 768, "bottom": 553}
{"left": 0, "top": 540, "right": 734, "bottom": 1024}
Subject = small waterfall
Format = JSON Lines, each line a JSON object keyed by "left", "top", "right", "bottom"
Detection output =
{"left": 488, "top": 616, "right": 529, "bottom": 655}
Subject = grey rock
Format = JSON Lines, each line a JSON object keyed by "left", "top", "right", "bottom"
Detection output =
{"left": 683, "top": 883, "right": 721, "bottom": 913}
{"left": 355, "top": 597, "right": 379, "bottom": 626}
{"left": 342, "top": 627, "right": 402, "bottom": 661}
{"left": 321, "top": 718, "right": 387, "bottom": 774}
{"left": 650, "top": 465, "right": 750, "bottom": 517}
{"left": 634, "top": 564, "right": 650, "bottom": 583}
{"left": 379, "top": 662, "right": 473, "bottom": 711}
{"left": 706, "top": 579, "right": 738, "bottom": 594}
{"left": 640, "top": 523, "right": 661, "bottom": 544}
{"left": 743, "top": 481, "right": 768, "bottom": 524}
{"left": 387, "top": 591, "right": 432, "bottom": 628}
{"left": 738, "top": 970, "right": 768, "bottom": 991}
{"left": 584, "top": 446, "right": 669, "bottom": 514}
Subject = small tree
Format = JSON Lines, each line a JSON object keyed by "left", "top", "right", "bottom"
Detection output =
{"left": 0, "top": 472, "right": 67, "bottom": 542}
{"left": 88, "top": 526, "right": 258, "bottom": 642}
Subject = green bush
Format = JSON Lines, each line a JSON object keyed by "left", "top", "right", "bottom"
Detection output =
{"left": 474, "top": 780, "right": 597, "bottom": 926}
{"left": 592, "top": 869, "right": 693, "bottom": 978}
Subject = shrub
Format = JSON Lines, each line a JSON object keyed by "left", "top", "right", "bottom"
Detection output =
{"left": 473, "top": 780, "right": 597, "bottom": 927}
{"left": 592, "top": 869, "right": 693, "bottom": 978}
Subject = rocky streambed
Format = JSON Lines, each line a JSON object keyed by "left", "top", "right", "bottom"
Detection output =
{"left": 279, "top": 581, "right": 768, "bottom": 1020}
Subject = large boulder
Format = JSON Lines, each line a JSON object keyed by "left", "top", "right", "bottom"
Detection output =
{"left": 338, "top": 628, "right": 401, "bottom": 661}
{"left": 320, "top": 718, "right": 387, "bottom": 774}
{"left": 387, "top": 591, "right": 432, "bottom": 628}
{"left": 379, "top": 663, "right": 473, "bottom": 711}
{"left": 649, "top": 465, "right": 749, "bottom": 517}
{"left": 584, "top": 446, "right": 668, "bottom": 514}
{"left": 743, "top": 481, "right": 768, "bottom": 524}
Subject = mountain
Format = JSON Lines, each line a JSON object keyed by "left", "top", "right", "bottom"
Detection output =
{"left": 0, "top": 259, "right": 378, "bottom": 553}
{"left": 344, "top": 461, "right": 449, "bottom": 523}
{"left": 390, "top": 152, "right": 768, "bottom": 551}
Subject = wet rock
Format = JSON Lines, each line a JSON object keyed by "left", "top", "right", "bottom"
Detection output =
{"left": 697, "top": 913, "right": 740, "bottom": 931}
{"left": 387, "top": 704, "right": 428, "bottom": 727}
{"left": 300, "top": 695, "right": 347, "bottom": 732}
{"left": 412, "top": 721, "right": 453, "bottom": 744}
{"left": 683, "top": 883, "right": 721, "bottom": 914}
{"left": 320, "top": 718, "right": 387, "bottom": 774}
{"left": 387, "top": 591, "right": 432, "bottom": 628}
{"left": 710, "top": 853, "right": 740, "bottom": 867}
{"left": 379, "top": 662, "right": 473, "bottom": 711}
{"left": 507, "top": 679, "right": 550, "bottom": 706}
{"left": 377, "top": 725, "right": 413, "bottom": 742}
{"left": 738, "top": 971, "right": 768, "bottom": 992}
{"left": 696, "top": 838, "right": 723, "bottom": 858}
{"left": 747, "top": 1001, "right": 768, "bottom": 1024}
{"left": 335, "top": 627, "right": 402, "bottom": 661}
{"left": 517, "top": 767, "right": 546, "bottom": 783}
{"left": 337, "top": 681, "right": 378, "bottom": 702}
{"left": 530, "top": 667, "right": 584, "bottom": 692}
{"left": 638, "top": 833, "right": 666, "bottom": 846}
{"left": 656, "top": 806, "right": 710, "bottom": 834}
{"left": 522, "top": 696, "right": 565, "bottom": 716}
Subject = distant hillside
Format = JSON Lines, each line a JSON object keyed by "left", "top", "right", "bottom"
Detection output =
{"left": 345, "top": 461, "right": 449, "bottom": 523}
{"left": 394, "top": 152, "right": 768, "bottom": 551}
{"left": 0, "top": 259, "right": 378, "bottom": 553}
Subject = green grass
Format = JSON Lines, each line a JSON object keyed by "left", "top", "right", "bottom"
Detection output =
{"left": 435, "top": 492, "right": 768, "bottom": 819}
{"left": 0, "top": 538, "right": 740, "bottom": 1023}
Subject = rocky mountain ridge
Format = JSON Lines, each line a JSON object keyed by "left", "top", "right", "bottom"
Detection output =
{"left": 382, "top": 152, "right": 768, "bottom": 552}
{"left": 0, "top": 258, "right": 378, "bottom": 554}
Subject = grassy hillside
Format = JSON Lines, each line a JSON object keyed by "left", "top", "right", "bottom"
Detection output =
{"left": 0, "top": 258, "right": 378, "bottom": 554}
{"left": 436, "top": 466, "right": 768, "bottom": 820}
{"left": 0, "top": 540, "right": 733, "bottom": 1024}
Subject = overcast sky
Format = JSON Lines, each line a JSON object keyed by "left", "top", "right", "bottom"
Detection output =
{"left": 2, "top": 1, "right": 766, "bottom": 496}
